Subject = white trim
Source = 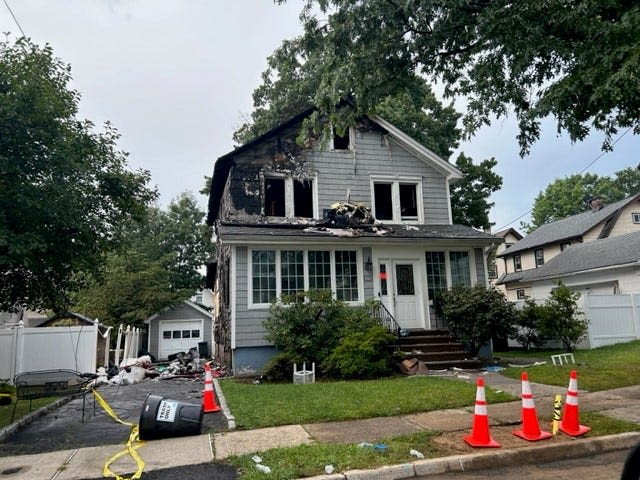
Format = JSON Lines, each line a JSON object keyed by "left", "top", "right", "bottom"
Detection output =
{"left": 370, "top": 175, "right": 424, "bottom": 224}
{"left": 262, "top": 173, "right": 318, "bottom": 219}
{"left": 371, "top": 115, "right": 463, "bottom": 179}
{"left": 230, "top": 246, "right": 237, "bottom": 350}
{"left": 247, "top": 247, "right": 364, "bottom": 309}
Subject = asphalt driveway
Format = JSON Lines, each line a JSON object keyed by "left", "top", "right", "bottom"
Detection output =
{"left": 0, "top": 376, "right": 228, "bottom": 456}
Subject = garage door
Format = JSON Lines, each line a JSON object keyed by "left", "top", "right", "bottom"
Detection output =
{"left": 159, "top": 320, "right": 204, "bottom": 359}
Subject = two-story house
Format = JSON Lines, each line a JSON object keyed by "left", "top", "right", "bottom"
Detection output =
{"left": 488, "top": 227, "right": 523, "bottom": 294}
{"left": 206, "top": 108, "right": 500, "bottom": 374}
{"left": 496, "top": 194, "right": 640, "bottom": 301}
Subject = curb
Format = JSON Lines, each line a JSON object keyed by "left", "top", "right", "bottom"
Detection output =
{"left": 0, "top": 397, "right": 71, "bottom": 442}
{"left": 213, "top": 378, "right": 236, "bottom": 430}
{"left": 301, "top": 431, "right": 640, "bottom": 480}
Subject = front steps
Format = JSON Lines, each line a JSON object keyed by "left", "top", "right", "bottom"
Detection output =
{"left": 396, "top": 329, "right": 481, "bottom": 370}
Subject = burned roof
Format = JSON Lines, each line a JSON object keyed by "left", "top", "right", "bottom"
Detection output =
{"left": 217, "top": 221, "right": 499, "bottom": 245}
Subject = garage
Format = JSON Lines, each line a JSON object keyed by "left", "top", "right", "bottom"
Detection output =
{"left": 145, "top": 301, "right": 213, "bottom": 361}
{"left": 159, "top": 319, "right": 204, "bottom": 359}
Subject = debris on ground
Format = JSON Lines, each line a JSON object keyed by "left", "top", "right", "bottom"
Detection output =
{"left": 409, "top": 449, "right": 425, "bottom": 458}
{"left": 398, "top": 358, "right": 429, "bottom": 376}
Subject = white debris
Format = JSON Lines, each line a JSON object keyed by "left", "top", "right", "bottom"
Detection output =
{"left": 325, "top": 465, "right": 335, "bottom": 474}
{"left": 409, "top": 449, "right": 425, "bottom": 458}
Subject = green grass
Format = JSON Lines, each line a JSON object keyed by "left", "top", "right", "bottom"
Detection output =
{"left": 496, "top": 340, "right": 640, "bottom": 391}
{"left": 227, "top": 431, "right": 443, "bottom": 480}
{"left": 219, "top": 376, "right": 515, "bottom": 430}
{"left": 226, "top": 413, "right": 640, "bottom": 480}
{"left": 0, "top": 396, "right": 59, "bottom": 429}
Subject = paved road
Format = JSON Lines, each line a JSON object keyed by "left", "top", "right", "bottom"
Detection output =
{"left": 417, "top": 448, "right": 635, "bottom": 480}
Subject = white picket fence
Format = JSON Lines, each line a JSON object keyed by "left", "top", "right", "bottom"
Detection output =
{"left": 0, "top": 320, "right": 100, "bottom": 383}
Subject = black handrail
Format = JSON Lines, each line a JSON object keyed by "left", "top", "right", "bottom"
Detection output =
{"left": 370, "top": 301, "right": 402, "bottom": 340}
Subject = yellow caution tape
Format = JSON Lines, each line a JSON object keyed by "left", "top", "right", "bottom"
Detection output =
{"left": 552, "top": 393, "right": 562, "bottom": 435}
{"left": 92, "top": 389, "right": 146, "bottom": 480}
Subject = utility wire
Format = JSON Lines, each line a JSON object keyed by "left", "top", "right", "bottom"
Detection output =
{"left": 495, "top": 127, "right": 634, "bottom": 232}
{"left": 2, "top": 0, "right": 25, "bottom": 38}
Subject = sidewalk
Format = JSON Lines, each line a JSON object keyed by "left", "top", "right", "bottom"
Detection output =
{"left": 1, "top": 371, "right": 640, "bottom": 479}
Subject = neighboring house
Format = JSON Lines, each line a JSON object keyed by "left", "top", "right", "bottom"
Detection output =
{"left": 497, "top": 194, "right": 640, "bottom": 301}
{"left": 206, "top": 107, "right": 500, "bottom": 375}
{"left": 488, "top": 227, "right": 523, "bottom": 293}
{"left": 191, "top": 289, "right": 214, "bottom": 309}
{"left": 145, "top": 300, "right": 213, "bottom": 360}
{"left": 520, "top": 230, "right": 640, "bottom": 298}
{"left": 0, "top": 310, "right": 48, "bottom": 328}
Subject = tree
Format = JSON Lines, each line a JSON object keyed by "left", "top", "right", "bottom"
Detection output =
{"left": 526, "top": 168, "right": 640, "bottom": 230}
{"left": 0, "top": 39, "right": 156, "bottom": 313}
{"left": 450, "top": 154, "right": 502, "bottom": 230}
{"left": 279, "top": 0, "right": 639, "bottom": 155}
{"left": 72, "top": 193, "right": 213, "bottom": 327}
{"left": 236, "top": 35, "right": 502, "bottom": 228}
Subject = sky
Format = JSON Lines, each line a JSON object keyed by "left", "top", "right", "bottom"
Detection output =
{"left": 2, "top": 1, "right": 638, "bottom": 232}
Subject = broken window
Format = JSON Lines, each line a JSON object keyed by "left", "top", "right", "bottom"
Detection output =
{"left": 333, "top": 127, "right": 350, "bottom": 150}
{"left": 293, "top": 180, "right": 313, "bottom": 218}
{"left": 264, "top": 176, "right": 314, "bottom": 218}
{"left": 265, "top": 178, "right": 285, "bottom": 217}
{"left": 399, "top": 184, "right": 418, "bottom": 219}
{"left": 372, "top": 178, "right": 422, "bottom": 222}
{"left": 373, "top": 183, "right": 393, "bottom": 220}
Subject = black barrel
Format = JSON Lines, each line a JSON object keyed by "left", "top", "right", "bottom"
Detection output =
{"left": 138, "top": 394, "right": 203, "bottom": 440}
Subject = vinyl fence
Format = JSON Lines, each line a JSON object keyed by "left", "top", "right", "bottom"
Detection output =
{"left": 0, "top": 320, "right": 100, "bottom": 383}
{"left": 512, "top": 293, "right": 640, "bottom": 349}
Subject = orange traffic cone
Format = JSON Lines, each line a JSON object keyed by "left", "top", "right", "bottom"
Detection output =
{"left": 560, "top": 369, "right": 590, "bottom": 436}
{"left": 203, "top": 363, "right": 220, "bottom": 413}
{"left": 464, "top": 377, "right": 500, "bottom": 448}
{"left": 513, "top": 372, "right": 552, "bottom": 441}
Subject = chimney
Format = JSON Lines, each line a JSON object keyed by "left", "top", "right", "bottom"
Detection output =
{"left": 584, "top": 195, "right": 604, "bottom": 211}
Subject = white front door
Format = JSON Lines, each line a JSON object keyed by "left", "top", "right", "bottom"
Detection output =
{"left": 378, "top": 260, "right": 423, "bottom": 330}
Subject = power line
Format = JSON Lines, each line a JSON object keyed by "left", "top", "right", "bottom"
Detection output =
{"left": 2, "top": 0, "right": 26, "bottom": 38}
{"left": 494, "top": 127, "right": 634, "bottom": 232}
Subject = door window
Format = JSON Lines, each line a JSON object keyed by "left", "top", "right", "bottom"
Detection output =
{"left": 395, "top": 264, "right": 415, "bottom": 295}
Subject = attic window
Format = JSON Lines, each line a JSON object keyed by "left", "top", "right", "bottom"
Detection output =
{"left": 632, "top": 213, "right": 640, "bottom": 224}
{"left": 333, "top": 127, "right": 350, "bottom": 150}
{"left": 371, "top": 177, "right": 423, "bottom": 223}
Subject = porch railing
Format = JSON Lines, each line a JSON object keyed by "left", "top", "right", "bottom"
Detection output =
{"left": 370, "top": 301, "right": 402, "bottom": 339}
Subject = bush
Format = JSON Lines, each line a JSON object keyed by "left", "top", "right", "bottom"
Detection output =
{"left": 435, "top": 285, "right": 517, "bottom": 356}
{"left": 323, "top": 326, "right": 396, "bottom": 379}
{"left": 512, "top": 298, "right": 549, "bottom": 350}
{"left": 260, "top": 352, "right": 302, "bottom": 383}
{"left": 538, "top": 281, "right": 588, "bottom": 352}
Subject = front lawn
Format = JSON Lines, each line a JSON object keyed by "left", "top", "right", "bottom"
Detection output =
{"left": 219, "top": 375, "right": 514, "bottom": 430}
{"left": 497, "top": 340, "right": 640, "bottom": 391}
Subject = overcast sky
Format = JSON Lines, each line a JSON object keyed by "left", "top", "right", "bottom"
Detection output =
{"left": 3, "top": 1, "right": 638, "bottom": 232}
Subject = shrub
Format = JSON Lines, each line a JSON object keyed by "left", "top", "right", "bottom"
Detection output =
{"left": 435, "top": 285, "right": 517, "bottom": 356}
{"left": 260, "top": 352, "right": 302, "bottom": 383}
{"left": 512, "top": 298, "right": 550, "bottom": 350}
{"left": 323, "top": 326, "right": 396, "bottom": 379}
{"left": 538, "top": 281, "right": 588, "bottom": 352}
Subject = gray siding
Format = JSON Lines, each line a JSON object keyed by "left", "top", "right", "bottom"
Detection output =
{"left": 310, "top": 129, "right": 451, "bottom": 223}
{"left": 235, "top": 247, "right": 272, "bottom": 348}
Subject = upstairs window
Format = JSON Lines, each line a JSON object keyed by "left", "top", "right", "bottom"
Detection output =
{"left": 332, "top": 127, "right": 351, "bottom": 150}
{"left": 632, "top": 213, "right": 640, "bottom": 224}
{"left": 263, "top": 175, "right": 315, "bottom": 218}
{"left": 371, "top": 177, "right": 422, "bottom": 223}
{"left": 535, "top": 249, "right": 545, "bottom": 268}
{"left": 513, "top": 254, "right": 522, "bottom": 272}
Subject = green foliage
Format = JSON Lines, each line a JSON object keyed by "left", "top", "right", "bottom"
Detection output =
{"left": 525, "top": 170, "right": 640, "bottom": 231}
{"left": 512, "top": 298, "right": 549, "bottom": 350}
{"left": 450, "top": 153, "right": 503, "bottom": 230}
{"left": 0, "top": 38, "right": 156, "bottom": 313}
{"left": 323, "top": 326, "right": 396, "bottom": 380}
{"left": 263, "top": 292, "right": 390, "bottom": 378}
{"left": 72, "top": 192, "right": 213, "bottom": 327}
{"left": 261, "top": 352, "right": 303, "bottom": 383}
{"left": 434, "top": 285, "right": 517, "bottom": 356}
{"left": 280, "top": 0, "right": 639, "bottom": 155}
{"left": 538, "top": 281, "right": 588, "bottom": 352}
